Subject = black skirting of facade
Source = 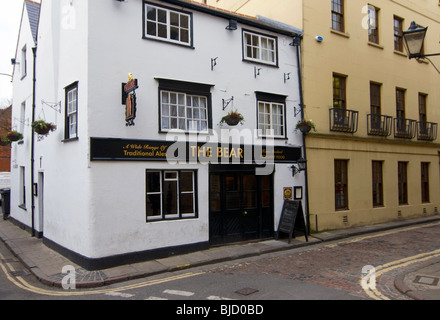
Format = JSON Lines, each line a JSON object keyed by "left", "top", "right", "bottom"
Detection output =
{"left": 43, "top": 237, "right": 210, "bottom": 271}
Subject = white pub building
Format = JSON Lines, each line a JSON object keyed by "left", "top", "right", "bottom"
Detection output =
{"left": 10, "top": 0, "right": 306, "bottom": 269}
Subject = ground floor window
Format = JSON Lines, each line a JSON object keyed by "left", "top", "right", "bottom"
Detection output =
{"left": 146, "top": 170, "right": 198, "bottom": 221}
{"left": 335, "top": 160, "right": 348, "bottom": 210}
{"left": 421, "top": 162, "right": 430, "bottom": 203}
{"left": 372, "top": 161, "right": 384, "bottom": 207}
{"left": 398, "top": 162, "right": 408, "bottom": 205}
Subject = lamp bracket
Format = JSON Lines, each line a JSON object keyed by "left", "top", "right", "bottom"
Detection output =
{"left": 41, "top": 100, "right": 62, "bottom": 113}
{"left": 294, "top": 104, "right": 305, "bottom": 117}
{"left": 222, "top": 96, "right": 234, "bottom": 111}
{"left": 211, "top": 57, "right": 218, "bottom": 71}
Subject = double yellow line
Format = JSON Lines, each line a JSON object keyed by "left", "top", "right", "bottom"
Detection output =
{"left": 323, "top": 221, "right": 440, "bottom": 300}
{"left": 0, "top": 251, "right": 204, "bottom": 297}
{"left": 361, "top": 248, "right": 440, "bottom": 300}
{"left": 325, "top": 221, "right": 440, "bottom": 249}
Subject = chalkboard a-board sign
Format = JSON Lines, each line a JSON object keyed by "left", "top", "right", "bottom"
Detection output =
{"left": 276, "top": 200, "right": 308, "bottom": 244}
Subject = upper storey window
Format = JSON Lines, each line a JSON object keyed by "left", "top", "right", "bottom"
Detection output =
{"left": 243, "top": 30, "right": 278, "bottom": 66}
{"left": 331, "top": 0, "right": 345, "bottom": 32}
{"left": 144, "top": 3, "right": 192, "bottom": 46}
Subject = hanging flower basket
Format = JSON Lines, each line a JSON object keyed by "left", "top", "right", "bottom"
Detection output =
{"left": 31, "top": 120, "right": 57, "bottom": 136}
{"left": 220, "top": 110, "right": 244, "bottom": 126}
{"left": 4, "top": 131, "right": 23, "bottom": 143}
{"left": 295, "top": 119, "right": 316, "bottom": 134}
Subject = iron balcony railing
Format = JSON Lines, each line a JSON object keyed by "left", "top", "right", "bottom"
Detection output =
{"left": 367, "top": 114, "right": 393, "bottom": 137}
{"left": 329, "top": 108, "right": 359, "bottom": 133}
{"left": 394, "top": 118, "right": 417, "bottom": 139}
{"left": 417, "top": 122, "right": 438, "bottom": 141}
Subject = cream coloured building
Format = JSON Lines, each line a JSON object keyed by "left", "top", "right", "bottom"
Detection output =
{"left": 195, "top": 0, "right": 440, "bottom": 232}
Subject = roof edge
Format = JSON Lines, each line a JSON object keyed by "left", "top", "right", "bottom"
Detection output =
{"left": 160, "top": 0, "right": 303, "bottom": 36}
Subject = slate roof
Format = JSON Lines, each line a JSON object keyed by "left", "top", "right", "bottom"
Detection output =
{"left": 25, "top": 0, "right": 40, "bottom": 43}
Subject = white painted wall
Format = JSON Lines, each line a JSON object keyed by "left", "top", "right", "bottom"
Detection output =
{"left": 10, "top": 2, "right": 36, "bottom": 230}
{"left": 13, "top": 0, "right": 305, "bottom": 260}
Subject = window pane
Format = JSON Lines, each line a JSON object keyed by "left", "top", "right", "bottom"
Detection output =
{"left": 147, "top": 6, "right": 156, "bottom": 20}
{"left": 181, "top": 194, "right": 194, "bottom": 214}
{"left": 158, "top": 9, "right": 167, "bottom": 23}
{"left": 170, "top": 12, "right": 179, "bottom": 26}
{"left": 146, "top": 172, "right": 161, "bottom": 192}
{"left": 158, "top": 23, "right": 167, "bottom": 38}
{"left": 147, "top": 22, "right": 156, "bottom": 36}
{"left": 180, "top": 172, "right": 194, "bottom": 192}
{"left": 146, "top": 194, "right": 161, "bottom": 217}
{"left": 163, "top": 180, "right": 178, "bottom": 215}
{"left": 180, "top": 15, "right": 189, "bottom": 28}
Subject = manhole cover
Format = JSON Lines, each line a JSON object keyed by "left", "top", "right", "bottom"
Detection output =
{"left": 413, "top": 275, "right": 440, "bottom": 286}
{"left": 235, "top": 288, "right": 259, "bottom": 296}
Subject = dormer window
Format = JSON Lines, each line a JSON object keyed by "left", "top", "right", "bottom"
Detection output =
{"left": 243, "top": 30, "right": 277, "bottom": 66}
{"left": 144, "top": 3, "right": 192, "bottom": 46}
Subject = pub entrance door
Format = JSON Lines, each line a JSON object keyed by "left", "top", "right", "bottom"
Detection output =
{"left": 209, "top": 165, "right": 274, "bottom": 245}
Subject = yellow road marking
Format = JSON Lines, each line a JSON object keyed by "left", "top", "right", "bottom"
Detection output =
{"left": 361, "top": 248, "right": 440, "bottom": 300}
{"left": 0, "top": 251, "right": 204, "bottom": 297}
{"left": 326, "top": 221, "right": 440, "bottom": 248}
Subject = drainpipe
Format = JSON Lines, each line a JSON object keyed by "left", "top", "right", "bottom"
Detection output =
{"left": 31, "top": 46, "right": 37, "bottom": 237}
{"left": 295, "top": 38, "right": 311, "bottom": 235}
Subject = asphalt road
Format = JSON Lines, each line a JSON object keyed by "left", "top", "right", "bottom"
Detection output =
{"left": 1, "top": 221, "right": 440, "bottom": 304}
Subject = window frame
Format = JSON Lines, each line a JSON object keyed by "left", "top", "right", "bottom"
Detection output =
{"left": 331, "top": 0, "right": 345, "bottom": 33}
{"left": 421, "top": 162, "right": 430, "bottom": 203}
{"left": 398, "top": 161, "right": 408, "bottom": 205}
{"left": 21, "top": 45, "right": 27, "bottom": 79}
{"left": 157, "top": 79, "right": 212, "bottom": 134}
{"left": 333, "top": 74, "right": 347, "bottom": 109}
{"left": 394, "top": 16, "right": 404, "bottom": 52}
{"left": 256, "top": 92, "right": 286, "bottom": 138}
{"left": 372, "top": 160, "right": 384, "bottom": 207}
{"left": 143, "top": 2, "right": 193, "bottom": 47}
{"left": 242, "top": 29, "right": 278, "bottom": 66}
{"left": 368, "top": 5, "right": 380, "bottom": 44}
{"left": 335, "top": 159, "right": 349, "bottom": 210}
{"left": 64, "top": 82, "right": 78, "bottom": 140}
{"left": 19, "top": 166, "right": 26, "bottom": 209}
{"left": 146, "top": 169, "right": 198, "bottom": 222}
{"left": 396, "top": 88, "right": 406, "bottom": 119}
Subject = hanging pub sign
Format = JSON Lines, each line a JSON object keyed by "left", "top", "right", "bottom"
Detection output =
{"left": 122, "top": 73, "right": 138, "bottom": 126}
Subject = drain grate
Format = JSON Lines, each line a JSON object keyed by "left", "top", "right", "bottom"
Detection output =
{"left": 235, "top": 288, "right": 259, "bottom": 296}
{"left": 413, "top": 275, "right": 440, "bottom": 286}
{"left": 9, "top": 270, "right": 30, "bottom": 277}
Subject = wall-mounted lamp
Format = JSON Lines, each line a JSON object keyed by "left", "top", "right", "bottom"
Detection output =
{"left": 289, "top": 35, "right": 302, "bottom": 47}
{"left": 291, "top": 157, "right": 307, "bottom": 177}
{"left": 403, "top": 21, "right": 440, "bottom": 59}
{"left": 11, "top": 58, "right": 18, "bottom": 65}
{"left": 284, "top": 72, "right": 291, "bottom": 83}
{"left": 226, "top": 19, "right": 238, "bottom": 31}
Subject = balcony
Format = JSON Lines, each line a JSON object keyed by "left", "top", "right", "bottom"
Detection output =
{"left": 417, "top": 122, "right": 438, "bottom": 141}
{"left": 329, "top": 108, "right": 359, "bottom": 133}
{"left": 394, "top": 118, "right": 417, "bottom": 139}
{"left": 367, "top": 114, "right": 393, "bottom": 137}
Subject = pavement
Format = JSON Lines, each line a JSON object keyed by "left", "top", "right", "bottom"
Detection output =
{"left": 1, "top": 213, "right": 440, "bottom": 300}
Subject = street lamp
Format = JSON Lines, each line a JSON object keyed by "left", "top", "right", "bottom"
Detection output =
{"left": 403, "top": 21, "right": 440, "bottom": 59}
{"left": 291, "top": 157, "right": 307, "bottom": 177}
